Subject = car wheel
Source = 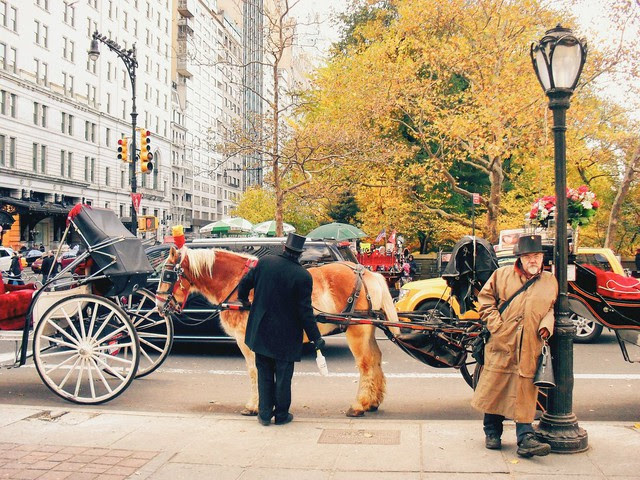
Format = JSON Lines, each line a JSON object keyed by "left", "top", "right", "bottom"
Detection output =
{"left": 570, "top": 313, "right": 603, "bottom": 343}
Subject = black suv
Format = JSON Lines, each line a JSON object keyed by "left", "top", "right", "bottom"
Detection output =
{"left": 145, "top": 237, "right": 357, "bottom": 342}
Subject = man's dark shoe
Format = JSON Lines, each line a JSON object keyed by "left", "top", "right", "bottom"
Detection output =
{"left": 485, "top": 435, "right": 501, "bottom": 450}
{"left": 257, "top": 416, "right": 271, "bottom": 426}
{"left": 274, "top": 413, "right": 293, "bottom": 425}
{"left": 517, "top": 433, "right": 551, "bottom": 458}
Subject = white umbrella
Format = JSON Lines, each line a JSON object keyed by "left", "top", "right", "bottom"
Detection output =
{"left": 252, "top": 220, "right": 295, "bottom": 237}
{"left": 227, "top": 217, "right": 253, "bottom": 233}
{"left": 199, "top": 219, "right": 232, "bottom": 234}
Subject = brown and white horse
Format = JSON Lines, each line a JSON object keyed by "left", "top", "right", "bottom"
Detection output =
{"left": 155, "top": 246, "right": 399, "bottom": 417}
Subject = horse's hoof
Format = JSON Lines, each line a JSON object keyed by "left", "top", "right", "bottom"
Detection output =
{"left": 240, "top": 408, "right": 258, "bottom": 416}
{"left": 368, "top": 405, "right": 379, "bottom": 412}
{"left": 346, "top": 407, "right": 365, "bottom": 417}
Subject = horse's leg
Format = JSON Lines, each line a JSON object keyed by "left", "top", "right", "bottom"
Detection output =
{"left": 233, "top": 333, "right": 259, "bottom": 416}
{"left": 344, "top": 324, "right": 386, "bottom": 417}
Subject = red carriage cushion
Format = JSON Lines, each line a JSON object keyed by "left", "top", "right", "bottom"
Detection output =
{"left": 0, "top": 272, "right": 36, "bottom": 330}
{"left": 582, "top": 265, "right": 640, "bottom": 301}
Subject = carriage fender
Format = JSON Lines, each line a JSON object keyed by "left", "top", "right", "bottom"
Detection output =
{"left": 568, "top": 297, "right": 599, "bottom": 323}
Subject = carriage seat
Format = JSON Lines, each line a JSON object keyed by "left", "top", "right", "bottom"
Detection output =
{"left": 582, "top": 264, "right": 640, "bottom": 301}
{"left": 0, "top": 272, "right": 37, "bottom": 330}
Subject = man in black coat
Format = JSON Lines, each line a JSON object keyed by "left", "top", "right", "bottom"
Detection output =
{"left": 41, "top": 251, "right": 55, "bottom": 284}
{"left": 238, "top": 233, "right": 325, "bottom": 426}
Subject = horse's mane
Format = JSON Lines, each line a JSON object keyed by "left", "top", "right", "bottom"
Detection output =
{"left": 182, "top": 247, "right": 215, "bottom": 278}
{"left": 183, "top": 246, "right": 256, "bottom": 278}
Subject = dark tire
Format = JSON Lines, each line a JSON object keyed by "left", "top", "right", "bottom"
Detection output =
{"left": 570, "top": 313, "right": 603, "bottom": 343}
{"left": 400, "top": 300, "right": 454, "bottom": 334}
{"left": 460, "top": 360, "right": 475, "bottom": 388}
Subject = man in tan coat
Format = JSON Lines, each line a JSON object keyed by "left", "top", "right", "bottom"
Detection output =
{"left": 471, "top": 235, "right": 558, "bottom": 458}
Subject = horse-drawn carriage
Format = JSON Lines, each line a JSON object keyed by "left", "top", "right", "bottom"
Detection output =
{"left": 155, "top": 232, "right": 640, "bottom": 416}
{"left": 0, "top": 204, "right": 173, "bottom": 404}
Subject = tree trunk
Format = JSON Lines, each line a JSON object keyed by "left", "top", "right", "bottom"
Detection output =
{"left": 484, "top": 157, "right": 504, "bottom": 243}
{"left": 605, "top": 146, "right": 640, "bottom": 248}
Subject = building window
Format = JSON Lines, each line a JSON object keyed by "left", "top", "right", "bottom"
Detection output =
{"left": 105, "top": 128, "right": 111, "bottom": 146}
{"left": 0, "top": 134, "right": 4, "bottom": 166}
{"left": 62, "top": 72, "right": 74, "bottom": 96}
{"left": 8, "top": 136, "right": 15, "bottom": 167}
{"left": 63, "top": 2, "right": 75, "bottom": 26}
{"left": 63, "top": 37, "right": 75, "bottom": 62}
{"left": 36, "top": 0, "right": 49, "bottom": 11}
{"left": 0, "top": 90, "right": 16, "bottom": 117}
{"left": 84, "top": 156, "right": 95, "bottom": 182}
{"left": 33, "top": 143, "right": 46, "bottom": 173}
{"left": 106, "top": 92, "right": 111, "bottom": 114}
{"left": 121, "top": 170, "right": 126, "bottom": 189}
{"left": 105, "top": 167, "right": 110, "bottom": 186}
{"left": 33, "top": 102, "right": 47, "bottom": 127}
{"left": 61, "top": 112, "right": 73, "bottom": 135}
{"left": 122, "top": 100, "right": 127, "bottom": 119}
{"left": 86, "top": 84, "right": 96, "bottom": 107}
{"left": 86, "top": 57, "right": 97, "bottom": 74}
{"left": 1, "top": 3, "right": 18, "bottom": 32}
{"left": 0, "top": 42, "right": 17, "bottom": 73}
{"left": 35, "top": 59, "right": 48, "bottom": 86}
{"left": 34, "top": 20, "right": 49, "bottom": 48}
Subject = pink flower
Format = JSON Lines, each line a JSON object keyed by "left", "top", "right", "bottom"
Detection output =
{"left": 592, "top": 200, "right": 600, "bottom": 208}
{"left": 578, "top": 185, "right": 589, "bottom": 194}
{"left": 570, "top": 194, "right": 579, "bottom": 201}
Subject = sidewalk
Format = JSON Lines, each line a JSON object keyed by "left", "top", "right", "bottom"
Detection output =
{"left": 0, "top": 404, "right": 639, "bottom": 479}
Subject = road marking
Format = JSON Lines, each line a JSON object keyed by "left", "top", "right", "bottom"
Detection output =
{"left": 155, "top": 367, "right": 640, "bottom": 380}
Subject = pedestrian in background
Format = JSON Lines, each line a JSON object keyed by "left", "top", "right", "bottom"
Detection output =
{"left": 238, "top": 233, "right": 325, "bottom": 426}
{"left": 471, "top": 235, "right": 557, "bottom": 458}
{"left": 41, "top": 251, "right": 56, "bottom": 285}
{"left": 635, "top": 248, "right": 640, "bottom": 277}
{"left": 8, "top": 252, "right": 24, "bottom": 285}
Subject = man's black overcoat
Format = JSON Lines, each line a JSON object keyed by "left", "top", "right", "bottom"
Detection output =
{"left": 238, "top": 253, "right": 321, "bottom": 362}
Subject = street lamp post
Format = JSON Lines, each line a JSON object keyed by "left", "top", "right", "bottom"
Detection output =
{"left": 88, "top": 32, "right": 139, "bottom": 235}
{"left": 530, "top": 25, "right": 588, "bottom": 453}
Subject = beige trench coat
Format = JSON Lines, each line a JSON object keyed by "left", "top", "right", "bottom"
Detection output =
{"left": 471, "top": 263, "right": 558, "bottom": 423}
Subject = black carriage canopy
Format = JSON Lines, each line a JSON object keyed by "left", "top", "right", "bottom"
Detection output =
{"left": 71, "top": 205, "right": 154, "bottom": 296}
{"left": 442, "top": 236, "right": 498, "bottom": 315}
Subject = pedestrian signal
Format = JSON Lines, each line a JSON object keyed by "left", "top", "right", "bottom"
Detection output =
{"left": 117, "top": 138, "right": 129, "bottom": 162}
{"left": 137, "top": 215, "right": 159, "bottom": 232}
{"left": 139, "top": 129, "right": 153, "bottom": 174}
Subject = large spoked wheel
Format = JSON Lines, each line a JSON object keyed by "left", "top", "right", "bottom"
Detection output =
{"left": 116, "top": 288, "right": 173, "bottom": 378}
{"left": 471, "top": 363, "right": 549, "bottom": 416}
{"left": 401, "top": 300, "right": 453, "bottom": 334}
{"left": 33, "top": 294, "right": 140, "bottom": 404}
{"left": 570, "top": 313, "right": 603, "bottom": 343}
{"left": 459, "top": 359, "right": 476, "bottom": 388}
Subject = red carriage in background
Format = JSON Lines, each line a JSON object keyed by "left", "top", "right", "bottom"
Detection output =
{"left": 356, "top": 242, "right": 402, "bottom": 290}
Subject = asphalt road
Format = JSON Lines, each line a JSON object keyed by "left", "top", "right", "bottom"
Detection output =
{"left": 0, "top": 328, "right": 638, "bottom": 422}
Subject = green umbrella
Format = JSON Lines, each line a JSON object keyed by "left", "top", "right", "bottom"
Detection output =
{"left": 307, "top": 222, "right": 366, "bottom": 241}
{"left": 252, "top": 220, "right": 296, "bottom": 237}
{"left": 199, "top": 220, "right": 232, "bottom": 235}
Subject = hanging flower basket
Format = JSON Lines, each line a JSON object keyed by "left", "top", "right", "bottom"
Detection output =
{"left": 526, "top": 185, "right": 600, "bottom": 232}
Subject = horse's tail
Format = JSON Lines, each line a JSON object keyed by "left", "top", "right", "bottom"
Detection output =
{"left": 370, "top": 271, "right": 399, "bottom": 324}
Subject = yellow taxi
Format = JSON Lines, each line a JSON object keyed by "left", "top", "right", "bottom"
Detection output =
{"left": 395, "top": 247, "right": 625, "bottom": 342}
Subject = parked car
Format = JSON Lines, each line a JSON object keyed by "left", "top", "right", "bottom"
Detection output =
{"left": 395, "top": 247, "right": 626, "bottom": 343}
{"left": 0, "top": 246, "right": 16, "bottom": 272}
{"left": 145, "top": 237, "right": 359, "bottom": 342}
{"left": 31, "top": 256, "right": 43, "bottom": 273}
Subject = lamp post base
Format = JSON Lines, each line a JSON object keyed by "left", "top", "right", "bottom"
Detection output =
{"left": 536, "top": 412, "right": 588, "bottom": 453}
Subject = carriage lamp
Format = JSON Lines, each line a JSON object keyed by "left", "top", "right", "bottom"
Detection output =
{"left": 531, "top": 25, "right": 588, "bottom": 453}
{"left": 88, "top": 31, "right": 140, "bottom": 235}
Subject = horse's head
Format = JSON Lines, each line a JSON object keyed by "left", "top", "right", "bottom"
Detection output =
{"left": 155, "top": 246, "right": 193, "bottom": 316}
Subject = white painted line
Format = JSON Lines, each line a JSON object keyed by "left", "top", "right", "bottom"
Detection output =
{"left": 154, "top": 367, "right": 640, "bottom": 380}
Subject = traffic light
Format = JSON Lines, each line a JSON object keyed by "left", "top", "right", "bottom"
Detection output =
{"left": 139, "top": 129, "right": 153, "bottom": 174}
{"left": 137, "top": 215, "right": 158, "bottom": 232}
{"left": 117, "top": 137, "right": 129, "bottom": 162}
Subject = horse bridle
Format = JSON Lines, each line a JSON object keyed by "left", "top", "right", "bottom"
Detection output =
{"left": 156, "top": 252, "right": 192, "bottom": 316}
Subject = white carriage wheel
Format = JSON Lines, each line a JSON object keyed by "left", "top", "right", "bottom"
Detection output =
{"left": 33, "top": 294, "right": 140, "bottom": 404}
{"left": 116, "top": 288, "right": 173, "bottom": 378}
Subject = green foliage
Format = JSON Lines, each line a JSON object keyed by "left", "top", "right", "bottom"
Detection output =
{"left": 328, "top": 191, "right": 361, "bottom": 225}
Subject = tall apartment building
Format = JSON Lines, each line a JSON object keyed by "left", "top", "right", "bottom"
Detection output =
{"left": 0, "top": 0, "right": 173, "bottom": 249}
{"left": 173, "top": 0, "right": 245, "bottom": 232}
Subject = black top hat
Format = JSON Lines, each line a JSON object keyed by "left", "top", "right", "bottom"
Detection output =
{"left": 516, "top": 234, "right": 544, "bottom": 256}
{"left": 284, "top": 232, "right": 306, "bottom": 253}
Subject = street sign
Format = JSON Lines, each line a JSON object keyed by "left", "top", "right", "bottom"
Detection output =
{"left": 131, "top": 193, "right": 142, "bottom": 213}
{"left": 472, "top": 193, "right": 481, "bottom": 205}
